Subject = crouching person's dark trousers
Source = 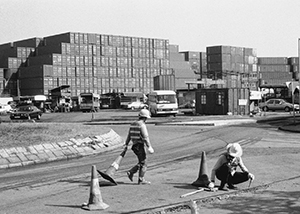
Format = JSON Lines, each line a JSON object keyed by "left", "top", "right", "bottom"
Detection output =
{"left": 216, "top": 163, "right": 249, "bottom": 187}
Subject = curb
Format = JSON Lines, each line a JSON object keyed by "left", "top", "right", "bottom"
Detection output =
{"left": 155, "top": 119, "right": 257, "bottom": 126}
{"left": 148, "top": 184, "right": 271, "bottom": 214}
{"left": 279, "top": 125, "right": 300, "bottom": 133}
{"left": 0, "top": 129, "right": 123, "bottom": 169}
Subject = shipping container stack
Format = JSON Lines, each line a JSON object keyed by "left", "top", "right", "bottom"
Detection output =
{"left": 257, "top": 57, "right": 293, "bottom": 86}
{"left": 15, "top": 32, "right": 171, "bottom": 96}
{"left": 0, "top": 38, "right": 42, "bottom": 96}
{"left": 180, "top": 51, "right": 207, "bottom": 80}
{"left": 288, "top": 57, "right": 299, "bottom": 81}
{"left": 169, "top": 46, "right": 202, "bottom": 90}
{"left": 206, "top": 45, "right": 258, "bottom": 90}
{"left": 0, "top": 68, "right": 4, "bottom": 95}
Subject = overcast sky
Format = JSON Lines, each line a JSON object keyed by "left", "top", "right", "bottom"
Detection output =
{"left": 1, "top": 0, "right": 299, "bottom": 57}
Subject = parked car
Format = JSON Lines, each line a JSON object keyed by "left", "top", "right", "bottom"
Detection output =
{"left": 179, "top": 100, "right": 195, "bottom": 109}
{"left": 126, "top": 101, "right": 148, "bottom": 110}
{"left": 10, "top": 105, "right": 42, "bottom": 120}
{"left": 178, "top": 100, "right": 196, "bottom": 115}
{"left": 258, "top": 99, "right": 299, "bottom": 112}
{"left": 0, "top": 104, "right": 13, "bottom": 114}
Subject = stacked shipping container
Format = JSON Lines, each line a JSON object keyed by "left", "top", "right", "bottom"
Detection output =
{"left": 0, "top": 68, "right": 4, "bottom": 94}
{"left": 0, "top": 38, "right": 41, "bottom": 95}
{"left": 180, "top": 51, "right": 207, "bottom": 80}
{"left": 169, "top": 47, "right": 201, "bottom": 90}
{"left": 15, "top": 32, "right": 171, "bottom": 96}
{"left": 288, "top": 57, "right": 299, "bottom": 81}
{"left": 258, "top": 57, "right": 293, "bottom": 85}
{"left": 1, "top": 32, "right": 300, "bottom": 98}
{"left": 206, "top": 45, "right": 258, "bottom": 90}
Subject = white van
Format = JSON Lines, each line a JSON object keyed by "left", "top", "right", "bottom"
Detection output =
{"left": 147, "top": 90, "right": 178, "bottom": 116}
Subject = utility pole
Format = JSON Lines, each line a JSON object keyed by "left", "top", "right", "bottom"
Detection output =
{"left": 298, "top": 38, "right": 300, "bottom": 114}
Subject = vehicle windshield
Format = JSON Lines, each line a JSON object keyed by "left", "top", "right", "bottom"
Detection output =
{"left": 81, "top": 96, "right": 93, "bottom": 103}
{"left": 18, "top": 106, "right": 32, "bottom": 111}
{"left": 157, "top": 95, "right": 176, "bottom": 104}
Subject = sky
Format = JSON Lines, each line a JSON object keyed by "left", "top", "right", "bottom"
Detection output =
{"left": 1, "top": 0, "right": 300, "bottom": 57}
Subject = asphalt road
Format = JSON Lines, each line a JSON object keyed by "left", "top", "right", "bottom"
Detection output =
{"left": 0, "top": 110, "right": 299, "bottom": 213}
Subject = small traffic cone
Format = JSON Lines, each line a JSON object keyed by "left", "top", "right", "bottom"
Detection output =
{"left": 82, "top": 165, "right": 109, "bottom": 211}
{"left": 98, "top": 147, "right": 127, "bottom": 185}
{"left": 191, "top": 151, "right": 210, "bottom": 187}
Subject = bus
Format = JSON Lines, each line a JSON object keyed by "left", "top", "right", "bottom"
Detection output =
{"left": 79, "top": 92, "right": 100, "bottom": 112}
{"left": 147, "top": 90, "right": 178, "bottom": 116}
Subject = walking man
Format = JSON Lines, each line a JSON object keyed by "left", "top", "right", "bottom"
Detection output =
{"left": 124, "top": 109, "right": 154, "bottom": 185}
{"left": 208, "top": 143, "right": 255, "bottom": 191}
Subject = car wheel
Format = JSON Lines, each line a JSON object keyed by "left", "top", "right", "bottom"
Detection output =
{"left": 284, "top": 107, "right": 291, "bottom": 112}
{"left": 131, "top": 107, "right": 135, "bottom": 110}
{"left": 37, "top": 114, "right": 41, "bottom": 120}
{"left": 262, "top": 106, "right": 268, "bottom": 111}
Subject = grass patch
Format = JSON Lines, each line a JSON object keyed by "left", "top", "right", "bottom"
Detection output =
{"left": 0, "top": 123, "right": 111, "bottom": 149}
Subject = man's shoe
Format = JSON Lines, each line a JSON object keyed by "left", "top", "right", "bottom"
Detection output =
{"left": 227, "top": 184, "right": 238, "bottom": 190}
{"left": 138, "top": 178, "right": 151, "bottom": 185}
{"left": 127, "top": 171, "right": 134, "bottom": 182}
{"left": 218, "top": 186, "right": 229, "bottom": 191}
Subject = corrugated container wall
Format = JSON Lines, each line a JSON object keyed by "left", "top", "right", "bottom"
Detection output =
{"left": 169, "top": 44, "right": 179, "bottom": 53}
{"left": 153, "top": 75, "right": 175, "bottom": 91}
{"left": 19, "top": 65, "right": 53, "bottom": 78}
{"left": 14, "top": 37, "right": 43, "bottom": 48}
{"left": 0, "top": 68, "right": 3, "bottom": 78}
{"left": 288, "top": 57, "right": 299, "bottom": 65}
{"left": 258, "top": 57, "right": 288, "bottom": 65}
{"left": 44, "top": 33, "right": 73, "bottom": 46}
{"left": 0, "top": 31, "right": 170, "bottom": 97}
{"left": 206, "top": 45, "right": 258, "bottom": 90}
{"left": 4, "top": 68, "right": 18, "bottom": 80}
{"left": 258, "top": 65, "right": 291, "bottom": 72}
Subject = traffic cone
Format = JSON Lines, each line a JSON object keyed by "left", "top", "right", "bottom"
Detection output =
{"left": 191, "top": 151, "right": 210, "bottom": 187}
{"left": 98, "top": 147, "right": 127, "bottom": 185}
{"left": 82, "top": 165, "right": 109, "bottom": 211}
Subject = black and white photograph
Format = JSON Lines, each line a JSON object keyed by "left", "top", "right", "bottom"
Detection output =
{"left": 0, "top": 1, "right": 300, "bottom": 213}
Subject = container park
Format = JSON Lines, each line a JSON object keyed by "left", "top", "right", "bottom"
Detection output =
{"left": 0, "top": 32, "right": 300, "bottom": 115}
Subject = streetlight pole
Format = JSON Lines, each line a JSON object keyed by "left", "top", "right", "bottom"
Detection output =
{"left": 292, "top": 81, "right": 296, "bottom": 124}
{"left": 298, "top": 38, "right": 300, "bottom": 114}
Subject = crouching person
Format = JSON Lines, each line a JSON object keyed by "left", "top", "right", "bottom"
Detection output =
{"left": 208, "top": 143, "right": 255, "bottom": 191}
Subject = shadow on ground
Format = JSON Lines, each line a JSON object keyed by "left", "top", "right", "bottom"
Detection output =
{"left": 201, "top": 189, "right": 300, "bottom": 213}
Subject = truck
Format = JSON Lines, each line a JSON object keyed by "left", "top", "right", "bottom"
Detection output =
{"left": 120, "top": 92, "right": 146, "bottom": 109}
{"left": 79, "top": 92, "right": 100, "bottom": 112}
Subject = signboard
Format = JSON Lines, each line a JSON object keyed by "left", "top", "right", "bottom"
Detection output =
{"left": 238, "top": 99, "right": 248, "bottom": 106}
{"left": 250, "top": 91, "right": 262, "bottom": 100}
